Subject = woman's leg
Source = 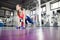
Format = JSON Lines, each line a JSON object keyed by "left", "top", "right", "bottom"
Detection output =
{"left": 26, "top": 16, "right": 34, "bottom": 27}
{"left": 26, "top": 16, "right": 34, "bottom": 24}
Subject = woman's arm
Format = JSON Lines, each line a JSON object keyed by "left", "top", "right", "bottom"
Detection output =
{"left": 17, "top": 16, "right": 21, "bottom": 27}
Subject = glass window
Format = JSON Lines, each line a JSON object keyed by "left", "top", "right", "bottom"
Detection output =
{"left": 6, "top": 11, "right": 10, "bottom": 16}
{"left": 0, "top": 10, "right": 4, "bottom": 17}
{"left": 51, "top": 2, "right": 59, "bottom": 9}
{"left": 41, "top": 5, "right": 46, "bottom": 12}
{"left": 30, "top": 11, "right": 33, "bottom": 15}
{"left": 33, "top": 11, "right": 36, "bottom": 14}
{"left": 11, "top": 12, "right": 13, "bottom": 16}
{"left": 42, "top": 7, "right": 46, "bottom": 12}
{"left": 59, "top": 1, "right": 60, "bottom": 7}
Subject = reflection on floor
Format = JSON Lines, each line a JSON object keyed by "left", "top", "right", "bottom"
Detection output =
{"left": 0, "top": 27, "right": 60, "bottom": 40}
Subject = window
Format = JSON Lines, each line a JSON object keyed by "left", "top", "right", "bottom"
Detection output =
{"left": 59, "top": 1, "right": 60, "bottom": 7}
{"left": 41, "top": 5, "right": 46, "bottom": 12}
{"left": 51, "top": 2, "right": 59, "bottom": 9}
{"left": 6, "top": 11, "right": 10, "bottom": 16}
{"left": 11, "top": 12, "right": 14, "bottom": 16}
{"left": 33, "top": 11, "right": 36, "bottom": 14}
{"left": 51, "top": 1, "right": 60, "bottom": 10}
{"left": 41, "top": 5, "right": 46, "bottom": 17}
{"left": 0, "top": 10, "right": 4, "bottom": 17}
{"left": 42, "top": 7, "right": 46, "bottom": 12}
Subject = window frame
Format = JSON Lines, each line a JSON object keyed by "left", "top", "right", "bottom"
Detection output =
{"left": 50, "top": 1, "right": 60, "bottom": 10}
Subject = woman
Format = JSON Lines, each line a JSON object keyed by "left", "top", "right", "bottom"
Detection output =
{"left": 16, "top": 4, "right": 34, "bottom": 29}
{"left": 16, "top": 4, "right": 25, "bottom": 29}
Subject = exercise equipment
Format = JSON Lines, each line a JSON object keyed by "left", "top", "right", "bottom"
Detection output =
{"left": 0, "top": 19, "right": 4, "bottom": 27}
{"left": 0, "top": 23, "right": 4, "bottom": 27}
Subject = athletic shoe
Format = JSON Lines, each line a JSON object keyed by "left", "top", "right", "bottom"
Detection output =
{"left": 22, "top": 27, "right": 25, "bottom": 29}
{"left": 16, "top": 26, "right": 20, "bottom": 29}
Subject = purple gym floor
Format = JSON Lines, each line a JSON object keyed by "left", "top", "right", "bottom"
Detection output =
{"left": 0, "top": 27, "right": 60, "bottom": 40}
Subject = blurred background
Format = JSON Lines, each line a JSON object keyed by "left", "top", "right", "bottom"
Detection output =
{"left": 0, "top": 0, "right": 60, "bottom": 40}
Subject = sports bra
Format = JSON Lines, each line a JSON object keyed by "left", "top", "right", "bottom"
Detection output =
{"left": 17, "top": 11, "right": 24, "bottom": 19}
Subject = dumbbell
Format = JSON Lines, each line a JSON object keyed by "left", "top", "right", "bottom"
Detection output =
{"left": 20, "top": 19, "right": 23, "bottom": 22}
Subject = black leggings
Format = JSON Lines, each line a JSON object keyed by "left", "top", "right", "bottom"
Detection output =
{"left": 25, "top": 16, "right": 34, "bottom": 24}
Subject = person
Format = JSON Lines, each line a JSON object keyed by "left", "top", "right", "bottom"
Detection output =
{"left": 25, "top": 15, "right": 34, "bottom": 28}
{"left": 16, "top": 4, "right": 25, "bottom": 29}
{"left": 16, "top": 4, "right": 34, "bottom": 29}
